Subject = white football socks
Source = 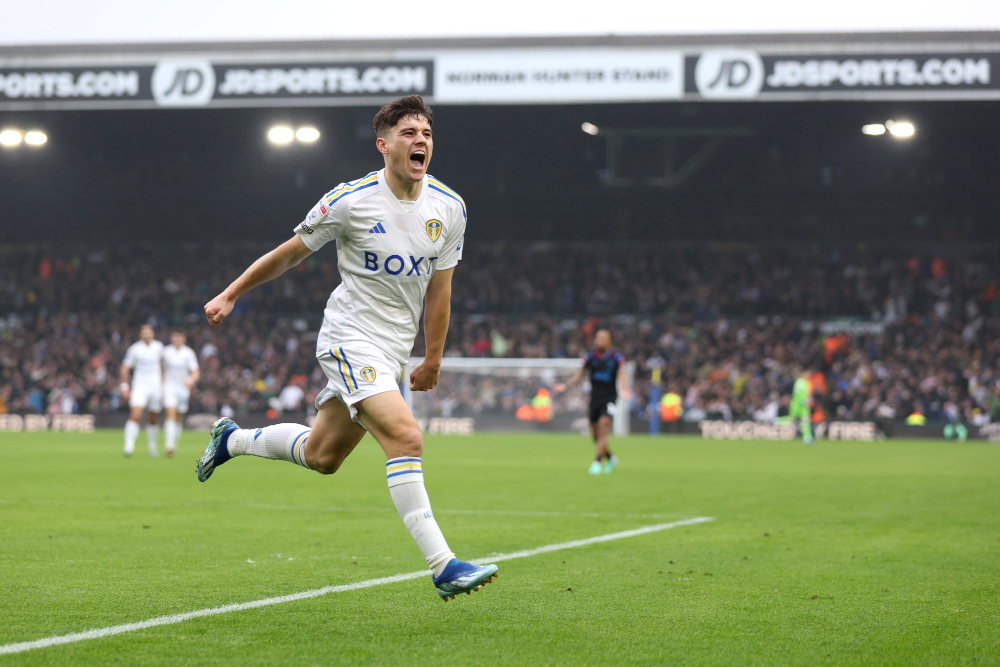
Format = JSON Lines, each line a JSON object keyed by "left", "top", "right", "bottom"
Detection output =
{"left": 215, "top": 430, "right": 453, "bottom": 575}
{"left": 124, "top": 420, "right": 139, "bottom": 455}
{"left": 386, "top": 457, "right": 455, "bottom": 577}
{"left": 225, "top": 424, "right": 312, "bottom": 469}
{"left": 146, "top": 424, "right": 160, "bottom": 456}
{"left": 164, "top": 419, "right": 178, "bottom": 453}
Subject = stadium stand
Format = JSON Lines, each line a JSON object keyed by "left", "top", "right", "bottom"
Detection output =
{"left": 0, "top": 243, "right": 997, "bottom": 426}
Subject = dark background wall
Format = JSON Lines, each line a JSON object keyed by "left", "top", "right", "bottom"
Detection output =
{"left": 0, "top": 100, "right": 997, "bottom": 244}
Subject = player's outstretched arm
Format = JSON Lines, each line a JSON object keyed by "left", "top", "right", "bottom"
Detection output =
{"left": 554, "top": 369, "right": 584, "bottom": 394}
{"left": 410, "top": 267, "right": 454, "bottom": 391}
{"left": 204, "top": 235, "right": 313, "bottom": 327}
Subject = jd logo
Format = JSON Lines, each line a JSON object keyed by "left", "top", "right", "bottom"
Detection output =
{"left": 152, "top": 59, "right": 216, "bottom": 107}
{"left": 694, "top": 50, "right": 764, "bottom": 99}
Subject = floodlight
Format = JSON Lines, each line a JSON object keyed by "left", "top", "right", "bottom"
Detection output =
{"left": 887, "top": 121, "right": 915, "bottom": 138}
{"left": 267, "top": 126, "right": 294, "bottom": 144}
{"left": 0, "top": 129, "right": 22, "bottom": 146}
{"left": 581, "top": 122, "right": 599, "bottom": 136}
{"left": 24, "top": 131, "right": 47, "bottom": 145}
{"left": 861, "top": 124, "right": 886, "bottom": 136}
{"left": 296, "top": 127, "right": 320, "bottom": 142}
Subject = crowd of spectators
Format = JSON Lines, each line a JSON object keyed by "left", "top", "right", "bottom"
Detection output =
{"left": 1, "top": 241, "right": 997, "bottom": 426}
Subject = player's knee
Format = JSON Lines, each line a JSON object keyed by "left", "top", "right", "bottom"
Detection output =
{"left": 394, "top": 427, "right": 423, "bottom": 458}
{"left": 305, "top": 436, "right": 345, "bottom": 475}
{"left": 310, "top": 449, "right": 344, "bottom": 475}
{"left": 311, "top": 457, "right": 340, "bottom": 475}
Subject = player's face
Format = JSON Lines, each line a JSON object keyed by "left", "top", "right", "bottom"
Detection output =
{"left": 171, "top": 332, "right": 185, "bottom": 347}
{"left": 140, "top": 326, "right": 154, "bottom": 343}
{"left": 378, "top": 115, "right": 432, "bottom": 184}
{"left": 594, "top": 330, "right": 611, "bottom": 352}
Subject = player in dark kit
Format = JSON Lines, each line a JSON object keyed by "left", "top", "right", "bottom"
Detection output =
{"left": 555, "top": 329, "right": 627, "bottom": 475}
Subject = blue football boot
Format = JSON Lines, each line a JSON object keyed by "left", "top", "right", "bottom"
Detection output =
{"left": 196, "top": 417, "right": 239, "bottom": 482}
{"left": 433, "top": 559, "right": 499, "bottom": 601}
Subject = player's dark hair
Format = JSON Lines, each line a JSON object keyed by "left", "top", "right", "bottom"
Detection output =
{"left": 372, "top": 95, "right": 433, "bottom": 138}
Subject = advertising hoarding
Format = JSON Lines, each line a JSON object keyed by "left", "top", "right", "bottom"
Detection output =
{"left": 0, "top": 46, "right": 997, "bottom": 109}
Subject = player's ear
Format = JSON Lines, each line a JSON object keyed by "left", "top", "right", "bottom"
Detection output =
{"left": 376, "top": 135, "right": 389, "bottom": 155}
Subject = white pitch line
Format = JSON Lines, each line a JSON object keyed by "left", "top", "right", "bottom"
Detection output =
{"left": 0, "top": 517, "right": 713, "bottom": 657}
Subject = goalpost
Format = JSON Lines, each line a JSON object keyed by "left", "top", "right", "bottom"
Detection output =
{"left": 403, "top": 357, "right": 635, "bottom": 435}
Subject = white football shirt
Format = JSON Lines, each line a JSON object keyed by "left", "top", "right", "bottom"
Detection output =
{"left": 123, "top": 340, "right": 164, "bottom": 386}
{"left": 295, "top": 169, "right": 466, "bottom": 365}
{"left": 163, "top": 344, "right": 199, "bottom": 386}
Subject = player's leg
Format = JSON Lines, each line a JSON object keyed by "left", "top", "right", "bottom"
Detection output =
{"left": 197, "top": 347, "right": 373, "bottom": 480}
{"left": 792, "top": 402, "right": 813, "bottom": 444}
{"left": 355, "top": 391, "right": 497, "bottom": 600}
{"left": 124, "top": 404, "right": 143, "bottom": 456}
{"left": 197, "top": 394, "right": 366, "bottom": 481}
{"left": 146, "top": 407, "right": 161, "bottom": 457}
{"left": 171, "top": 390, "right": 192, "bottom": 456}
{"left": 164, "top": 407, "right": 178, "bottom": 456}
{"left": 355, "top": 391, "right": 450, "bottom": 571}
{"left": 163, "top": 386, "right": 179, "bottom": 457}
{"left": 587, "top": 404, "right": 603, "bottom": 474}
{"left": 230, "top": 396, "right": 365, "bottom": 472}
{"left": 597, "top": 414, "right": 618, "bottom": 473}
{"left": 163, "top": 386, "right": 189, "bottom": 458}
{"left": 594, "top": 414, "right": 610, "bottom": 458}
{"left": 302, "top": 398, "right": 368, "bottom": 473}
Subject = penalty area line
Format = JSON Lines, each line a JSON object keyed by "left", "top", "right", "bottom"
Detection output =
{"left": 0, "top": 517, "right": 713, "bottom": 657}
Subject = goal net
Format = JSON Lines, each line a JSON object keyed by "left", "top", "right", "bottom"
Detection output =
{"left": 402, "top": 357, "right": 635, "bottom": 436}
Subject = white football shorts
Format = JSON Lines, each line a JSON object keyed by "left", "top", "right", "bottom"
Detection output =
{"left": 162, "top": 382, "right": 191, "bottom": 413}
{"left": 129, "top": 383, "right": 162, "bottom": 412}
{"left": 315, "top": 342, "right": 403, "bottom": 424}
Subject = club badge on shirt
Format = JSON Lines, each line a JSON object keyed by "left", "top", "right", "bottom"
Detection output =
{"left": 425, "top": 219, "right": 442, "bottom": 242}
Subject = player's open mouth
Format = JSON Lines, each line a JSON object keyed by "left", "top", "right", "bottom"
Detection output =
{"left": 409, "top": 150, "right": 426, "bottom": 170}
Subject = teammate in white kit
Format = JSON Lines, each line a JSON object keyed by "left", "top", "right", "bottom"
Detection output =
{"left": 196, "top": 96, "right": 497, "bottom": 601}
{"left": 120, "top": 324, "right": 164, "bottom": 457}
{"left": 162, "top": 331, "right": 200, "bottom": 458}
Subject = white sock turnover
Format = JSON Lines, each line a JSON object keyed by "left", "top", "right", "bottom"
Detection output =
{"left": 225, "top": 423, "right": 312, "bottom": 469}
{"left": 386, "top": 457, "right": 455, "bottom": 577}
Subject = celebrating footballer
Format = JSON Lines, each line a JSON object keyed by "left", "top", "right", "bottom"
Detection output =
{"left": 197, "top": 95, "right": 497, "bottom": 601}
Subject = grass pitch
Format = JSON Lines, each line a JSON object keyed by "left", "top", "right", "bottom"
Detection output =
{"left": 0, "top": 430, "right": 998, "bottom": 666}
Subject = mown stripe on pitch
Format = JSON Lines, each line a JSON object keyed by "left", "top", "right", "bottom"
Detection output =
{"left": 0, "top": 517, "right": 714, "bottom": 657}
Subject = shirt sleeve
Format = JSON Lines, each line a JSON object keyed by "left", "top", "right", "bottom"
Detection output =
{"left": 294, "top": 191, "right": 349, "bottom": 252}
{"left": 187, "top": 349, "right": 200, "bottom": 372}
{"left": 434, "top": 203, "right": 467, "bottom": 270}
{"left": 122, "top": 344, "right": 136, "bottom": 369}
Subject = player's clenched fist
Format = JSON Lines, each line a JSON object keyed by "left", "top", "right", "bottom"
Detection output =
{"left": 204, "top": 293, "right": 235, "bottom": 327}
{"left": 409, "top": 361, "right": 440, "bottom": 392}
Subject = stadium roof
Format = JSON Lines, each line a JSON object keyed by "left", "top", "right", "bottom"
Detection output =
{"left": 3, "top": 31, "right": 1000, "bottom": 58}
